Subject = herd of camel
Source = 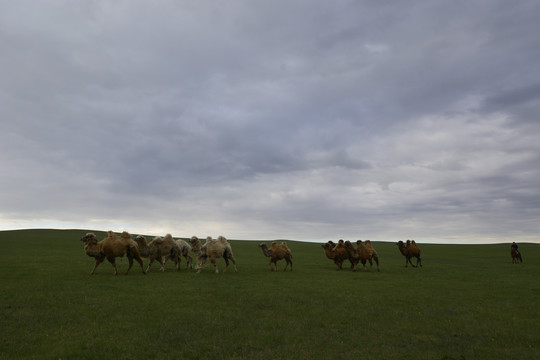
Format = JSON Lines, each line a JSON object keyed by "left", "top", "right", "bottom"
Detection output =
{"left": 322, "top": 239, "right": 422, "bottom": 272}
{"left": 79, "top": 231, "right": 425, "bottom": 275}
{"left": 80, "top": 231, "right": 237, "bottom": 275}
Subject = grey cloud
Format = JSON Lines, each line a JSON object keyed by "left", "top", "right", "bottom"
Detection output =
{"left": 1, "top": 1, "right": 539, "bottom": 243}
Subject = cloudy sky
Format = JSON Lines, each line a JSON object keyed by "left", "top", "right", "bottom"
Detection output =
{"left": 1, "top": 1, "right": 539, "bottom": 243}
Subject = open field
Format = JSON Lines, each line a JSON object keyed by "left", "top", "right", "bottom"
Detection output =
{"left": 1, "top": 229, "right": 539, "bottom": 359}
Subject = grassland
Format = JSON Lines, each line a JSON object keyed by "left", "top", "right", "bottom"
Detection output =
{"left": 0, "top": 229, "right": 539, "bottom": 359}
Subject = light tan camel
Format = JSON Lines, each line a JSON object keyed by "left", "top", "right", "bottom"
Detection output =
{"left": 194, "top": 236, "right": 238, "bottom": 274}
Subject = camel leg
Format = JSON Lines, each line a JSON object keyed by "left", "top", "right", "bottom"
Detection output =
{"left": 223, "top": 255, "right": 237, "bottom": 272}
{"left": 230, "top": 256, "right": 237, "bottom": 272}
{"left": 284, "top": 258, "right": 292, "bottom": 271}
{"left": 135, "top": 256, "right": 145, "bottom": 274}
{"left": 404, "top": 258, "right": 409, "bottom": 268}
{"left": 90, "top": 257, "right": 105, "bottom": 275}
{"left": 146, "top": 258, "right": 155, "bottom": 273}
{"left": 211, "top": 258, "right": 219, "bottom": 274}
{"left": 125, "top": 254, "right": 134, "bottom": 275}
{"left": 173, "top": 255, "right": 180, "bottom": 271}
{"left": 284, "top": 257, "right": 292, "bottom": 271}
{"left": 107, "top": 257, "right": 118, "bottom": 275}
{"left": 160, "top": 257, "right": 166, "bottom": 272}
{"left": 196, "top": 256, "right": 205, "bottom": 273}
{"left": 374, "top": 256, "right": 380, "bottom": 272}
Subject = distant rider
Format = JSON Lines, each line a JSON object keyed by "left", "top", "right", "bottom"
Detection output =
{"left": 511, "top": 242, "right": 519, "bottom": 255}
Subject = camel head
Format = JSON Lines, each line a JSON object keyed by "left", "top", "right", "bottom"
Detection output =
{"left": 322, "top": 242, "right": 334, "bottom": 251}
{"left": 135, "top": 235, "right": 147, "bottom": 244}
{"left": 134, "top": 235, "right": 151, "bottom": 257}
{"left": 80, "top": 233, "right": 96, "bottom": 244}
{"left": 322, "top": 242, "right": 336, "bottom": 260}
{"left": 396, "top": 240, "right": 405, "bottom": 248}
{"left": 189, "top": 236, "right": 199, "bottom": 245}
{"left": 80, "top": 233, "right": 102, "bottom": 257}
{"left": 259, "top": 243, "right": 272, "bottom": 257}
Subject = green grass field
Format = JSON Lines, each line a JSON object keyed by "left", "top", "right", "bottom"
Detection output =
{"left": 1, "top": 229, "right": 538, "bottom": 359}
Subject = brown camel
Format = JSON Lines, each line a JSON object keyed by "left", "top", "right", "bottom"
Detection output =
{"left": 321, "top": 240, "right": 350, "bottom": 270}
{"left": 397, "top": 240, "right": 422, "bottom": 267}
{"left": 80, "top": 231, "right": 145, "bottom": 275}
{"left": 259, "top": 242, "right": 293, "bottom": 271}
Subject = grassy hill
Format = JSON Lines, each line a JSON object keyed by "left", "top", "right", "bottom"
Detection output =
{"left": 1, "top": 229, "right": 539, "bottom": 359}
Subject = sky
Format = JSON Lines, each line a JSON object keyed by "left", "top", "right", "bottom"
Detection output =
{"left": 1, "top": 1, "right": 539, "bottom": 244}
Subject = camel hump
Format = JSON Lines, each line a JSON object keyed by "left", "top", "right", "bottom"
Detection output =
{"left": 163, "top": 233, "right": 174, "bottom": 241}
{"left": 218, "top": 236, "right": 228, "bottom": 245}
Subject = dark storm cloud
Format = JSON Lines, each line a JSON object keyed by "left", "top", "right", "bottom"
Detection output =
{"left": 1, "top": 0, "right": 539, "bottom": 242}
